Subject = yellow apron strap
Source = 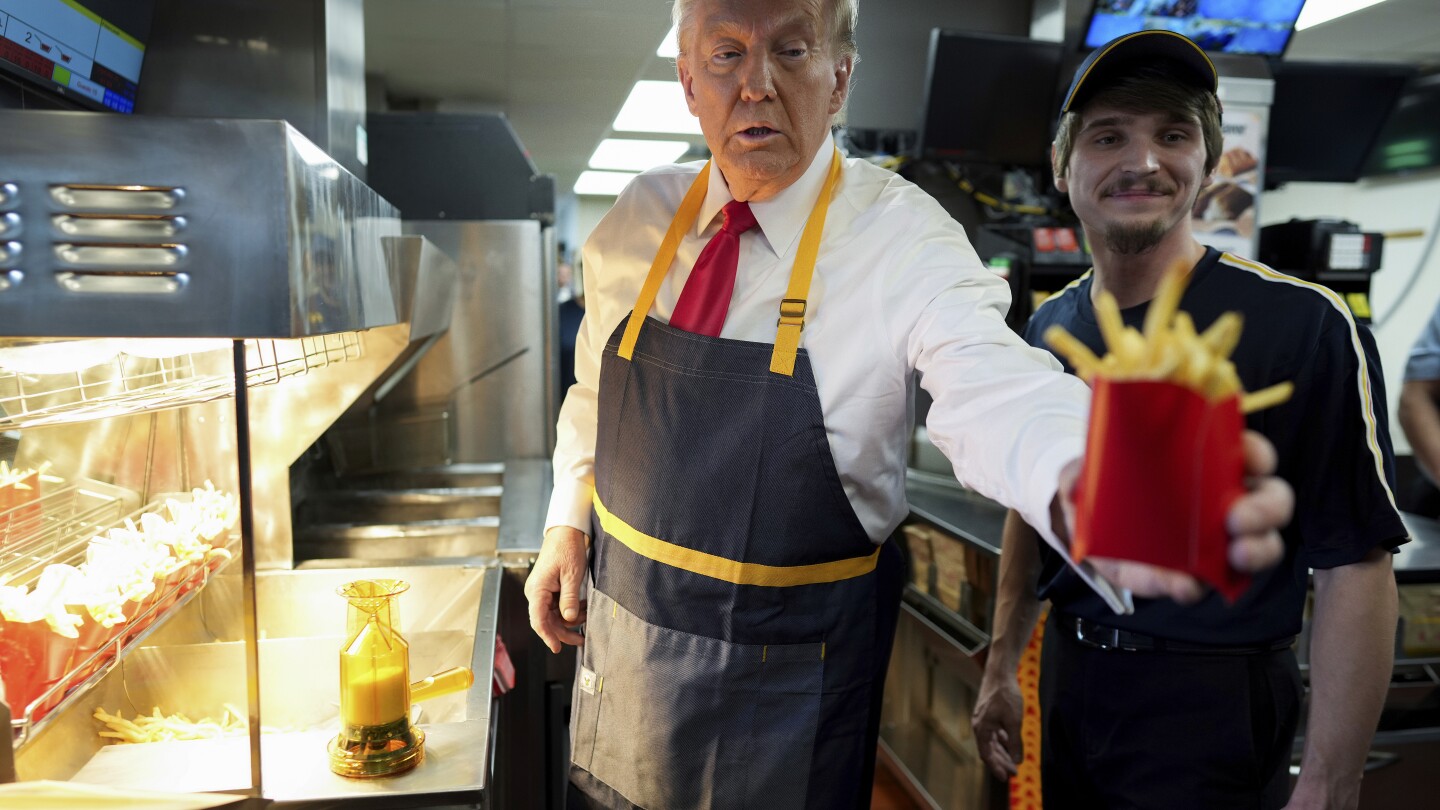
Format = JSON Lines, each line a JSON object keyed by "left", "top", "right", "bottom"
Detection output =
{"left": 770, "top": 149, "right": 843, "bottom": 376}
{"left": 618, "top": 162, "right": 712, "bottom": 361}
{"left": 619, "top": 148, "right": 844, "bottom": 374}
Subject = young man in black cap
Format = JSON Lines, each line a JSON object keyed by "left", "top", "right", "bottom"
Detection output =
{"left": 973, "top": 30, "right": 1407, "bottom": 809}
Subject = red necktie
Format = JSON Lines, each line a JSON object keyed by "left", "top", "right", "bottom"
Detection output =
{"left": 669, "top": 200, "right": 758, "bottom": 336}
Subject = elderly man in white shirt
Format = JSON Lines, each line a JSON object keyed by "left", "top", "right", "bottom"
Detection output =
{"left": 526, "top": 1, "right": 1292, "bottom": 808}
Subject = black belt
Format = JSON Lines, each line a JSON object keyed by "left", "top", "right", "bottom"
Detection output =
{"left": 1063, "top": 614, "right": 1295, "bottom": 655}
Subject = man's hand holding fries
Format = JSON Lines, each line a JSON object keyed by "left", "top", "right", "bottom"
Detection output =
{"left": 1046, "top": 263, "right": 1294, "bottom": 604}
{"left": 1053, "top": 434, "right": 1291, "bottom": 603}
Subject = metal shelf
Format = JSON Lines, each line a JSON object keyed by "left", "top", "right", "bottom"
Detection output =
{"left": 0, "top": 477, "right": 139, "bottom": 585}
{"left": 5, "top": 493, "right": 240, "bottom": 747}
{"left": 0, "top": 333, "right": 363, "bottom": 431}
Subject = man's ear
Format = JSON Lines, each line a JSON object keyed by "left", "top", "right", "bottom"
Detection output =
{"left": 677, "top": 57, "right": 700, "bottom": 116}
{"left": 1052, "top": 144, "right": 1068, "bottom": 193}
{"left": 829, "top": 55, "right": 854, "bottom": 116}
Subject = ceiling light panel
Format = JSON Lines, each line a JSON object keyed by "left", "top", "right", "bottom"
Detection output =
{"left": 1295, "top": 0, "right": 1390, "bottom": 31}
{"left": 589, "top": 139, "right": 691, "bottom": 171}
{"left": 613, "top": 81, "right": 702, "bottom": 135}
{"left": 657, "top": 25, "right": 679, "bottom": 58}
{"left": 575, "top": 170, "right": 639, "bottom": 196}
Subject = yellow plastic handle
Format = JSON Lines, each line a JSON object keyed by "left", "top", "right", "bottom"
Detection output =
{"left": 409, "top": 666, "right": 475, "bottom": 703}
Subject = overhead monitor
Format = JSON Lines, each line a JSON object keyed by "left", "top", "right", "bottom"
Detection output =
{"left": 0, "top": 0, "right": 153, "bottom": 113}
{"left": 1084, "top": 0, "right": 1306, "bottom": 57}
{"left": 1266, "top": 61, "right": 1414, "bottom": 187}
{"left": 1364, "top": 72, "right": 1440, "bottom": 178}
{"left": 917, "top": 30, "right": 1065, "bottom": 168}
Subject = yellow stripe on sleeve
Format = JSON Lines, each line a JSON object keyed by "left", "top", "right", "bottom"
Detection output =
{"left": 1219, "top": 254, "right": 1396, "bottom": 509}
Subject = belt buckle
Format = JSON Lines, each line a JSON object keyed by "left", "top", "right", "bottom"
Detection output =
{"left": 1076, "top": 619, "right": 1120, "bottom": 650}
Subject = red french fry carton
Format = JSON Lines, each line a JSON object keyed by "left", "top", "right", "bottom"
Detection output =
{"left": 1072, "top": 378, "right": 1251, "bottom": 602}
{"left": 0, "top": 616, "right": 78, "bottom": 718}
{"left": 0, "top": 469, "right": 41, "bottom": 546}
{"left": 65, "top": 606, "right": 125, "bottom": 683}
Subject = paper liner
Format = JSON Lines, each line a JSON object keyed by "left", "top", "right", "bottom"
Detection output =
{"left": 1073, "top": 378, "right": 1251, "bottom": 602}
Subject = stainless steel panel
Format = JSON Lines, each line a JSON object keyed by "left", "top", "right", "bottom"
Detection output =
{"left": 139, "top": 0, "right": 367, "bottom": 181}
{"left": 297, "top": 519, "right": 501, "bottom": 561}
{"left": 497, "top": 458, "right": 549, "bottom": 557}
{"left": 50, "top": 185, "right": 184, "bottom": 211}
{"left": 54, "top": 271, "right": 187, "bottom": 294}
{"left": 380, "top": 220, "right": 551, "bottom": 461}
{"left": 298, "top": 488, "right": 503, "bottom": 524}
{"left": 350, "top": 463, "right": 506, "bottom": 491}
{"left": 53, "top": 215, "right": 187, "bottom": 239}
{"left": 0, "top": 112, "right": 400, "bottom": 338}
{"left": 55, "top": 243, "right": 188, "bottom": 267}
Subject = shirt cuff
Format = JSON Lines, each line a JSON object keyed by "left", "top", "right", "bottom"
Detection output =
{"left": 544, "top": 476, "right": 595, "bottom": 538}
{"left": 1026, "top": 436, "right": 1135, "bottom": 616}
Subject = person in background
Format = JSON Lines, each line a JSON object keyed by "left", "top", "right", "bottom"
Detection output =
{"left": 973, "top": 30, "right": 1405, "bottom": 810}
{"left": 528, "top": 3, "right": 1292, "bottom": 807}
{"left": 1398, "top": 301, "right": 1440, "bottom": 514}
{"left": 557, "top": 248, "right": 585, "bottom": 396}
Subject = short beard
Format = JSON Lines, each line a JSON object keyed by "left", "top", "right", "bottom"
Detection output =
{"left": 1102, "top": 219, "right": 1167, "bottom": 255}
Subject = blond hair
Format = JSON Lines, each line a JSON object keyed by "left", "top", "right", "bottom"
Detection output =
{"left": 671, "top": 0, "right": 858, "bottom": 60}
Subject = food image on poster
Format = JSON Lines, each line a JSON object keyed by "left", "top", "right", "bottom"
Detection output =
{"left": 1193, "top": 107, "right": 1264, "bottom": 257}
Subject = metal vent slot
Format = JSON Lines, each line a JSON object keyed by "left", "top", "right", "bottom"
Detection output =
{"left": 49, "top": 184, "right": 185, "bottom": 211}
{"left": 0, "top": 182, "right": 15, "bottom": 207}
{"left": 0, "top": 212, "right": 18, "bottom": 237}
{"left": 1, "top": 241, "right": 19, "bottom": 262}
{"left": 55, "top": 243, "right": 187, "bottom": 268}
{"left": 55, "top": 270, "right": 189, "bottom": 295}
{"left": 53, "top": 214, "right": 186, "bottom": 239}
{"left": 0, "top": 270, "right": 21, "bottom": 291}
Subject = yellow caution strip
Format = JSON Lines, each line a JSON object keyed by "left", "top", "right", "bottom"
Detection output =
{"left": 1010, "top": 609, "right": 1046, "bottom": 810}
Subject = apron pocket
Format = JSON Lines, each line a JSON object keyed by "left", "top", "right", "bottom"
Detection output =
{"left": 574, "top": 588, "right": 823, "bottom": 810}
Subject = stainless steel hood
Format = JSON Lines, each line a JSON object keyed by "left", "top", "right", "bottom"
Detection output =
{"left": 0, "top": 111, "right": 400, "bottom": 338}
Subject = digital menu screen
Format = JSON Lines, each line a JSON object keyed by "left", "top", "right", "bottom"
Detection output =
{"left": 0, "top": 0, "right": 150, "bottom": 113}
{"left": 1085, "top": 0, "right": 1307, "bottom": 57}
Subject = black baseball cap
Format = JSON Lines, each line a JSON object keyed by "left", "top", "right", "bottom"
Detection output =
{"left": 1060, "top": 30, "right": 1219, "bottom": 117}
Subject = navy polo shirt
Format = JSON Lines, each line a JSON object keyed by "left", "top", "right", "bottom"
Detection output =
{"left": 1026, "top": 247, "right": 1408, "bottom": 645}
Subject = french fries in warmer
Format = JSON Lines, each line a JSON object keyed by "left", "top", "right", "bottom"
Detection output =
{"left": 1045, "top": 262, "right": 1293, "bottom": 414}
{"left": 95, "top": 704, "right": 248, "bottom": 744}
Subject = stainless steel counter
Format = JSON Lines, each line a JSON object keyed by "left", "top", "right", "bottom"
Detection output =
{"left": 1397, "top": 512, "right": 1440, "bottom": 584}
{"left": 905, "top": 467, "right": 1440, "bottom": 585}
{"left": 904, "top": 469, "right": 1007, "bottom": 557}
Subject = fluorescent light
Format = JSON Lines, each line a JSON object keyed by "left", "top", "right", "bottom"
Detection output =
{"left": 1295, "top": 0, "right": 1389, "bottom": 31}
{"left": 657, "top": 24, "right": 679, "bottom": 57}
{"left": 589, "top": 139, "right": 691, "bottom": 171}
{"left": 574, "top": 171, "right": 638, "bottom": 196}
{"left": 614, "top": 81, "right": 702, "bottom": 134}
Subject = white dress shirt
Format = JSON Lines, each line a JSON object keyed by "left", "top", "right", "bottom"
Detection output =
{"left": 549, "top": 135, "right": 1093, "bottom": 566}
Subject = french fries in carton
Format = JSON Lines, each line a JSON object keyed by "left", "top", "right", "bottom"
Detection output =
{"left": 1046, "top": 263, "right": 1292, "bottom": 602}
{"left": 0, "top": 461, "right": 48, "bottom": 545}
